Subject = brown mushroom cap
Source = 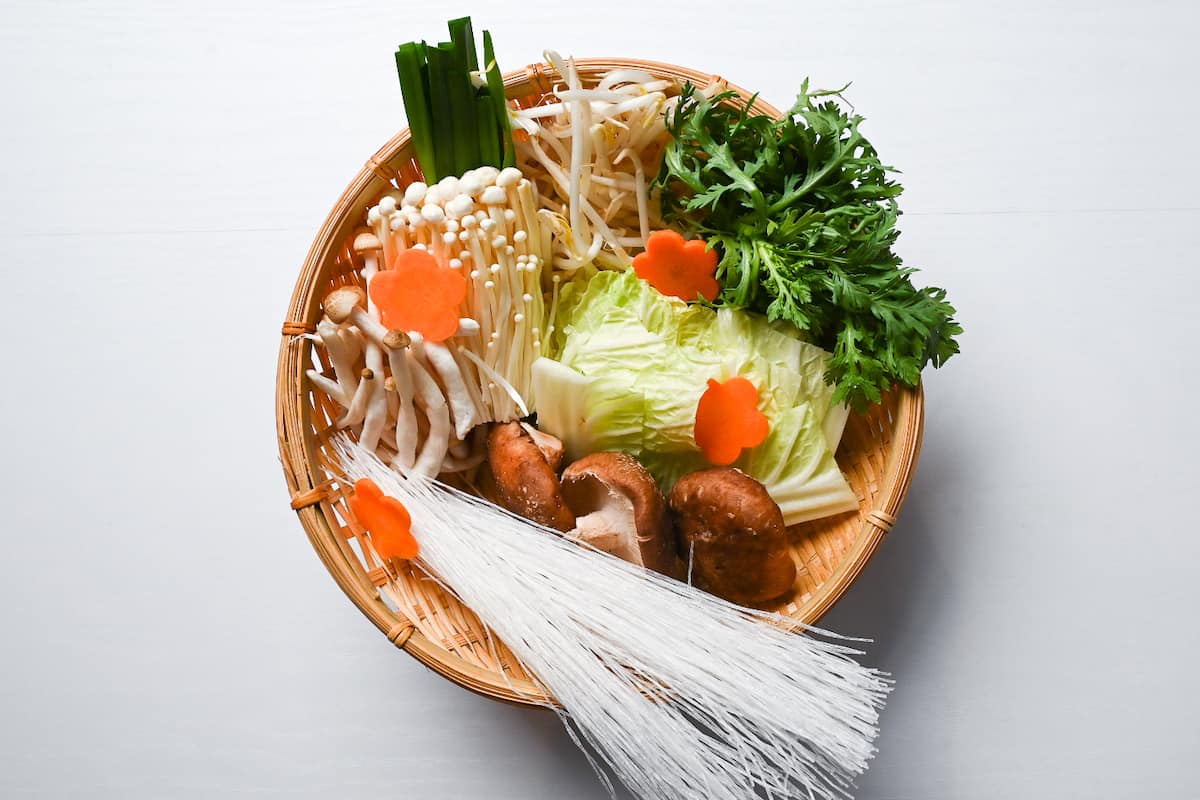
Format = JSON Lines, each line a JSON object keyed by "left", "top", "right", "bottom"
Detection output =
{"left": 323, "top": 286, "right": 367, "bottom": 324}
{"left": 353, "top": 231, "right": 383, "bottom": 253}
{"left": 561, "top": 452, "right": 678, "bottom": 578}
{"left": 382, "top": 329, "right": 411, "bottom": 350}
{"left": 486, "top": 422, "right": 575, "bottom": 532}
{"left": 669, "top": 468, "right": 796, "bottom": 605}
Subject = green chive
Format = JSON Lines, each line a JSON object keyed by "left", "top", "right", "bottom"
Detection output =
{"left": 482, "top": 30, "right": 515, "bottom": 168}
{"left": 443, "top": 43, "right": 480, "bottom": 175}
{"left": 476, "top": 94, "right": 500, "bottom": 167}
{"left": 394, "top": 42, "right": 437, "bottom": 181}
{"left": 447, "top": 16, "right": 478, "bottom": 73}
{"left": 394, "top": 19, "right": 511, "bottom": 179}
{"left": 424, "top": 43, "right": 457, "bottom": 181}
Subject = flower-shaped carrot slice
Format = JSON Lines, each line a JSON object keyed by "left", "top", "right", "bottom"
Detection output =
{"left": 694, "top": 377, "right": 770, "bottom": 466}
{"left": 369, "top": 249, "right": 467, "bottom": 342}
{"left": 349, "top": 478, "right": 419, "bottom": 561}
{"left": 632, "top": 229, "right": 720, "bottom": 302}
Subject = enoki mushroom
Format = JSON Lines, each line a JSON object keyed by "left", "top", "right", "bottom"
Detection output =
{"left": 307, "top": 166, "right": 552, "bottom": 477}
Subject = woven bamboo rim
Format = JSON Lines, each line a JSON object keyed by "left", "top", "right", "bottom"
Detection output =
{"left": 276, "top": 58, "right": 925, "bottom": 707}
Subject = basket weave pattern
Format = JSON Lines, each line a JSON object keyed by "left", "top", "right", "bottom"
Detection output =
{"left": 276, "top": 59, "right": 924, "bottom": 706}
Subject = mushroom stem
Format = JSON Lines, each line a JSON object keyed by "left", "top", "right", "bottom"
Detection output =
{"left": 360, "top": 365, "right": 389, "bottom": 451}
{"left": 333, "top": 324, "right": 363, "bottom": 368}
{"left": 305, "top": 369, "right": 348, "bottom": 407}
{"left": 383, "top": 331, "right": 418, "bottom": 471}
{"left": 395, "top": 212, "right": 413, "bottom": 250}
{"left": 338, "top": 368, "right": 375, "bottom": 429}
{"left": 515, "top": 178, "right": 541, "bottom": 258}
{"left": 358, "top": 304, "right": 387, "bottom": 452}
{"left": 383, "top": 376, "right": 400, "bottom": 418}
{"left": 410, "top": 353, "right": 452, "bottom": 478}
{"left": 369, "top": 202, "right": 399, "bottom": 268}
{"left": 346, "top": 305, "right": 393, "bottom": 350}
{"left": 417, "top": 335, "right": 480, "bottom": 440}
{"left": 316, "top": 319, "right": 360, "bottom": 402}
{"left": 519, "top": 422, "right": 565, "bottom": 472}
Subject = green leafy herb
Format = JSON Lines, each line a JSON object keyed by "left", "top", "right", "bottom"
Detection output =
{"left": 656, "top": 82, "right": 961, "bottom": 409}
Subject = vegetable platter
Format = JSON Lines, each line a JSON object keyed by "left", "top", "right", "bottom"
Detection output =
{"left": 276, "top": 22, "right": 950, "bottom": 709}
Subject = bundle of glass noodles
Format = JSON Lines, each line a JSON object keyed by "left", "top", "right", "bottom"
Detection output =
{"left": 336, "top": 436, "right": 889, "bottom": 800}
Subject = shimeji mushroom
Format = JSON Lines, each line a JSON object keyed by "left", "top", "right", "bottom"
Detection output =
{"left": 359, "top": 346, "right": 388, "bottom": 450}
{"left": 333, "top": 292, "right": 451, "bottom": 478}
{"left": 322, "top": 285, "right": 388, "bottom": 448}
{"left": 408, "top": 331, "right": 481, "bottom": 442}
{"left": 338, "top": 367, "right": 376, "bottom": 429}
{"left": 321, "top": 279, "right": 493, "bottom": 472}
{"left": 352, "top": 233, "right": 391, "bottom": 450}
{"left": 309, "top": 319, "right": 361, "bottom": 408}
{"left": 305, "top": 366, "right": 348, "bottom": 407}
{"left": 382, "top": 330, "right": 418, "bottom": 470}
{"left": 407, "top": 351, "right": 452, "bottom": 478}
{"left": 382, "top": 376, "right": 400, "bottom": 419}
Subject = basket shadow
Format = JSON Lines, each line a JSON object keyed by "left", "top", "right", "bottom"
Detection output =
{"left": 820, "top": 431, "right": 957, "bottom": 667}
{"left": 468, "top": 701, "right": 632, "bottom": 799}
{"left": 817, "top": 427, "right": 959, "bottom": 795}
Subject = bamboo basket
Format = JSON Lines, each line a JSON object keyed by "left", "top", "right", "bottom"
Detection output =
{"left": 276, "top": 58, "right": 924, "bottom": 707}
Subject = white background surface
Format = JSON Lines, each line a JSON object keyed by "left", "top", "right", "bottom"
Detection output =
{"left": 2, "top": 1, "right": 1198, "bottom": 797}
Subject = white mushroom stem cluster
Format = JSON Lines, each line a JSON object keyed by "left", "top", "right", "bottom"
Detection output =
{"left": 511, "top": 57, "right": 679, "bottom": 272}
{"left": 366, "top": 166, "right": 549, "bottom": 419}
{"left": 306, "top": 167, "right": 555, "bottom": 476}
{"left": 305, "top": 235, "right": 485, "bottom": 478}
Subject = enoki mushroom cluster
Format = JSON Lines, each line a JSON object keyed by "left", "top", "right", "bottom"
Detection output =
{"left": 307, "top": 166, "right": 551, "bottom": 476}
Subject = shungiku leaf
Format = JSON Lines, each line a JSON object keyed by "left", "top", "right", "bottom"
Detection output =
{"left": 655, "top": 83, "right": 962, "bottom": 410}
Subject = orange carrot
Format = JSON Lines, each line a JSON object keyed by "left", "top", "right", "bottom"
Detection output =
{"left": 369, "top": 248, "right": 467, "bottom": 342}
{"left": 694, "top": 377, "right": 769, "bottom": 465}
{"left": 349, "top": 477, "right": 419, "bottom": 561}
{"left": 632, "top": 229, "right": 720, "bottom": 302}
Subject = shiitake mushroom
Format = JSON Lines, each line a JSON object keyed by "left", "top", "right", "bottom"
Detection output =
{"left": 669, "top": 468, "right": 796, "bottom": 605}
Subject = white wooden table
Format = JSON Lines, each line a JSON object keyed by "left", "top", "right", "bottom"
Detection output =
{"left": 2, "top": 1, "right": 1197, "bottom": 797}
